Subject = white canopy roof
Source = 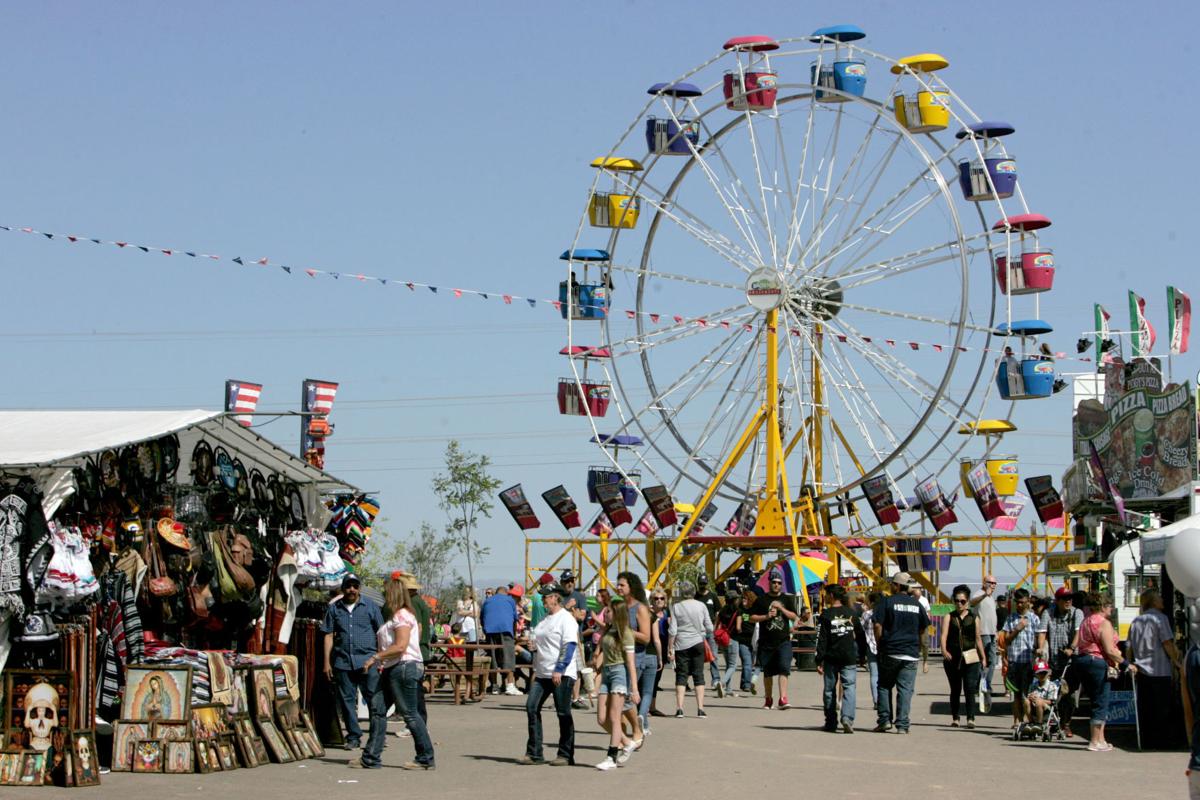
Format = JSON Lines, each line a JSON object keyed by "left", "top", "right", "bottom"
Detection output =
{"left": 0, "top": 409, "right": 357, "bottom": 494}
{"left": 1140, "top": 512, "right": 1200, "bottom": 565}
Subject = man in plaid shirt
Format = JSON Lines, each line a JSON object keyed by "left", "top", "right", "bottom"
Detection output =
{"left": 1001, "top": 588, "right": 1044, "bottom": 727}
{"left": 1038, "top": 587, "right": 1082, "bottom": 733}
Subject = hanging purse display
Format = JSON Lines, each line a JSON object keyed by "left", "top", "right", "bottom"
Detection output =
{"left": 216, "top": 527, "right": 256, "bottom": 595}
{"left": 147, "top": 535, "right": 178, "bottom": 598}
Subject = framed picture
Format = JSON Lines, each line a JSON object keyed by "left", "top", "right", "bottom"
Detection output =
{"left": 229, "top": 667, "right": 253, "bottom": 717}
{"left": 193, "top": 739, "right": 220, "bottom": 774}
{"left": 233, "top": 716, "right": 256, "bottom": 739}
{"left": 151, "top": 720, "right": 190, "bottom": 741}
{"left": 215, "top": 735, "right": 237, "bottom": 770}
{"left": 190, "top": 703, "right": 230, "bottom": 739}
{"left": 45, "top": 728, "right": 73, "bottom": 787}
{"left": 164, "top": 739, "right": 194, "bottom": 774}
{"left": 283, "top": 727, "right": 307, "bottom": 759}
{"left": 121, "top": 665, "right": 192, "bottom": 722}
{"left": 250, "top": 736, "right": 269, "bottom": 766}
{"left": 256, "top": 718, "right": 293, "bottom": 763}
{"left": 0, "top": 751, "right": 22, "bottom": 785}
{"left": 131, "top": 738, "right": 164, "bottom": 773}
{"left": 273, "top": 698, "right": 301, "bottom": 730}
{"left": 111, "top": 720, "right": 149, "bottom": 771}
{"left": 248, "top": 667, "right": 277, "bottom": 722}
{"left": 18, "top": 751, "right": 45, "bottom": 785}
{"left": 300, "top": 711, "right": 324, "bottom": 757}
{"left": 4, "top": 727, "right": 29, "bottom": 751}
{"left": 3, "top": 670, "right": 71, "bottom": 751}
{"left": 70, "top": 730, "right": 100, "bottom": 787}
{"left": 233, "top": 733, "right": 257, "bottom": 768}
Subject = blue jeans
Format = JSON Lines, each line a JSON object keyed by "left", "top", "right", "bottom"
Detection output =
{"left": 877, "top": 656, "right": 918, "bottom": 730}
{"left": 737, "top": 642, "right": 755, "bottom": 690}
{"left": 525, "top": 676, "right": 575, "bottom": 763}
{"left": 1073, "top": 654, "right": 1110, "bottom": 725}
{"left": 822, "top": 663, "right": 858, "bottom": 726}
{"left": 720, "top": 644, "right": 739, "bottom": 690}
{"left": 636, "top": 653, "right": 657, "bottom": 720}
{"left": 358, "top": 670, "right": 387, "bottom": 766}
{"left": 706, "top": 634, "right": 721, "bottom": 684}
{"left": 388, "top": 662, "right": 435, "bottom": 766}
{"left": 333, "top": 666, "right": 380, "bottom": 745}
{"left": 981, "top": 635, "right": 998, "bottom": 693}
{"left": 866, "top": 652, "right": 879, "bottom": 708}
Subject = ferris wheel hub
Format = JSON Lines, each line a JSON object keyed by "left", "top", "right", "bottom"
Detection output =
{"left": 744, "top": 267, "right": 787, "bottom": 311}
{"left": 789, "top": 277, "right": 844, "bottom": 322}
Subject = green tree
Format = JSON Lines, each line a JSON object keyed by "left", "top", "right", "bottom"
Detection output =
{"left": 404, "top": 521, "right": 456, "bottom": 595}
{"left": 431, "top": 440, "right": 499, "bottom": 601}
{"left": 355, "top": 518, "right": 405, "bottom": 591}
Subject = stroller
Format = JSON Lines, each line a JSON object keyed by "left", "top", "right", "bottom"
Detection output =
{"left": 1013, "top": 659, "right": 1068, "bottom": 742}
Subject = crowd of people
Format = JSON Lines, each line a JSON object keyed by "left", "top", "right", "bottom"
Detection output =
{"left": 316, "top": 565, "right": 1191, "bottom": 773}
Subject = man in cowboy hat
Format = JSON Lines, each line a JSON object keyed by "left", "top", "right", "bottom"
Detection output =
{"left": 873, "top": 572, "right": 929, "bottom": 733}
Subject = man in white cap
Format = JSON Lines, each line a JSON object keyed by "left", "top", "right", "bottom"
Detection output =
{"left": 970, "top": 574, "right": 999, "bottom": 695}
{"left": 873, "top": 572, "right": 929, "bottom": 733}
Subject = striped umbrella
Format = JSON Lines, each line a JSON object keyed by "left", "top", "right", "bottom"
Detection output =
{"left": 755, "top": 556, "right": 834, "bottom": 594}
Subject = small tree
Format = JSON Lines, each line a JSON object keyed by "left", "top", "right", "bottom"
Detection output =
{"left": 431, "top": 440, "right": 499, "bottom": 603}
{"left": 355, "top": 518, "right": 405, "bottom": 591}
{"left": 404, "top": 521, "right": 456, "bottom": 595}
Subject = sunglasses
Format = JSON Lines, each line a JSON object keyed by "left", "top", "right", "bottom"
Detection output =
{"left": 770, "top": 580, "right": 783, "bottom": 585}
{"left": 954, "top": 598, "right": 968, "bottom": 604}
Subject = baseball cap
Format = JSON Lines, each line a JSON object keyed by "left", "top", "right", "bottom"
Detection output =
{"left": 891, "top": 571, "right": 913, "bottom": 588}
{"left": 1055, "top": 587, "right": 1073, "bottom": 600}
{"left": 698, "top": 575, "right": 710, "bottom": 586}
{"left": 539, "top": 582, "right": 569, "bottom": 598}
{"left": 1033, "top": 659, "right": 1050, "bottom": 675}
{"left": 341, "top": 574, "right": 361, "bottom": 589}
{"left": 560, "top": 569, "right": 576, "bottom": 582}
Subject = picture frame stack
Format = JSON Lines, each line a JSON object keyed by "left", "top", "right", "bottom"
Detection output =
{"left": 2, "top": 668, "right": 100, "bottom": 787}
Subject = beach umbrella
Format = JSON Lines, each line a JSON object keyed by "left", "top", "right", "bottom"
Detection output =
{"left": 755, "top": 556, "right": 833, "bottom": 593}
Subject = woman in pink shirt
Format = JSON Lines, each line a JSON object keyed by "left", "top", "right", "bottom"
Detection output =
{"left": 1072, "top": 592, "right": 1123, "bottom": 752}
{"left": 365, "top": 577, "right": 435, "bottom": 769}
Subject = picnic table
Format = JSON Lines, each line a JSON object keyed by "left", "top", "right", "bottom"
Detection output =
{"left": 425, "top": 642, "right": 502, "bottom": 704}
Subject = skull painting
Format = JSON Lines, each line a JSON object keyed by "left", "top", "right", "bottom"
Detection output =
{"left": 23, "top": 681, "right": 59, "bottom": 751}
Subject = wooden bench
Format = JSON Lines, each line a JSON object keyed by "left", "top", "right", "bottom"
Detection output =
{"left": 423, "top": 657, "right": 491, "bottom": 704}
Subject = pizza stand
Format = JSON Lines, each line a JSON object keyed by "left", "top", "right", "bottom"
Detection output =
{"left": 0, "top": 409, "right": 375, "bottom": 783}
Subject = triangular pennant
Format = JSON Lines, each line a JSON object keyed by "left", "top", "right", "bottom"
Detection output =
{"left": 19, "top": 227, "right": 32, "bottom": 233}
{"left": 909, "top": 342, "right": 919, "bottom": 350}
{"left": 885, "top": 339, "right": 895, "bottom": 346}
{"left": 186, "top": 251, "right": 197, "bottom": 257}
{"left": 790, "top": 328, "right": 801, "bottom": 336}
{"left": 453, "top": 289, "right": 463, "bottom": 298}
{"left": 650, "top": 313, "right": 660, "bottom": 323}
{"left": 673, "top": 315, "right": 683, "bottom": 324}
{"left": 697, "top": 318, "right": 708, "bottom": 327}
{"left": 232, "top": 256, "right": 244, "bottom": 265}
{"left": 206, "top": 254, "right": 220, "bottom": 259}
{"left": 136, "top": 245, "right": 149, "bottom": 252}
{"left": 90, "top": 238, "right": 101, "bottom": 244}
{"left": 526, "top": 298, "right": 536, "bottom": 307}
{"left": 551, "top": 300, "right": 562, "bottom": 311}
{"left": 67, "top": 235, "right": 78, "bottom": 242}
{"left": 330, "top": 272, "right": 340, "bottom": 279}
{"left": 256, "top": 257, "right": 268, "bottom": 266}
{"left": 503, "top": 295, "right": 512, "bottom": 304}
{"left": 378, "top": 278, "right": 387, "bottom": 285}
{"left": 862, "top": 336, "right": 872, "bottom": 342}
{"left": 480, "top": 292, "right": 488, "bottom": 299}
{"left": 768, "top": 325, "right": 777, "bottom": 333}
{"left": 0, "top": 226, "right": 11, "bottom": 231}
{"left": 355, "top": 274, "right": 366, "bottom": 281}
{"left": 115, "top": 241, "right": 127, "bottom": 248}
{"left": 281, "top": 265, "right": 292, "bottom": 274}
{"left": 161, "top": 249, "right": 172, "bottom": 255}
{"left": 743, "top": 323, "right": 753, "bottom": 332}
{"left": 933, "top": 344, "right": 943, "bottom": 352}
{"left": 956, "top": 345, "right": 967, "bottom": 352}
{"left": 429, "top": 286, "right": 438, "bottom": 293}
{"left": 836, "top": 334, "right": 848, "bottom": 342}
{"left": 406, "top": 282, "right": 415, "bottom": 290}
{"left": 42, "top": 232, "right": 53, "bottom": 239}
{"left": 625, "top": 310, "right": 636, "bottom": 319}
{"left": 305, "top": 269, "right": 317, "bottom": 277}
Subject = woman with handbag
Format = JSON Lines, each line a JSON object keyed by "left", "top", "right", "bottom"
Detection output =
{"left": 939, "top": 584, "right": 986, "bottom": 728}
{"left": 667, "top": 581, "right": 714, "bottom": 718}
{"left": 1072, "top": 592, "right": 1124, "bottom": 752}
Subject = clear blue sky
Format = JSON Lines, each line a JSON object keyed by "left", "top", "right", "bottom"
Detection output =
{"left": 2, "top": 1, "right": 1197, "bottom": 586}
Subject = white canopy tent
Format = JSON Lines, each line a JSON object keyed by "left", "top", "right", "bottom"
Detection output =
{"left": 1140, "top": 512, "right": 1200, "bottom": 565}
{"left": 0, "top": 409, "right": 357, "bottom": 499}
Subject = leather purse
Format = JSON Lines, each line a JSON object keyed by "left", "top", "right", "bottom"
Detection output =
{"left": 216, "top": 527, "right": 256, "bottom": 594}
{"left": 147, "top": 536, "right": 178, "bottom": 597}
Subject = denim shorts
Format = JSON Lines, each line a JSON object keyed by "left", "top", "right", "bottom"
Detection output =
{"left": 598, "top": 663, "right": 629, "bottom": 695}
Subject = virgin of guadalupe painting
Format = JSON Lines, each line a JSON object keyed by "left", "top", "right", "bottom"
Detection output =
{"left": 121, "top": 666, "right": 192, "bottom": 722}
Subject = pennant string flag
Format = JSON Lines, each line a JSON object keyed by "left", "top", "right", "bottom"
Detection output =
{"left": 0, "top": 221, "right": 1109, "bottom": 362}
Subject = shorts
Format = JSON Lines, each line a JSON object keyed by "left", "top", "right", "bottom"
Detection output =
{"left": 486, "top": 632, "right": 515, "bottom": 671}
{"left": 674, "top": 642, "right": 706, "bottom": 687}
{"left": 1006, "top": 660, "right": 1034, "bottom": 695}
{"left": 759, "top": 641, "right": 793, "bottom": 677}
{"left": 598, "top": 663, "right": 629, "bottom": 695}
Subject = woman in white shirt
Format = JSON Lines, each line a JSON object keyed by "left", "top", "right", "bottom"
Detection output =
{"left": 518, "top": 583, "right": 579, "bottom": 765}
{"left": 365, "top": 577, "right": 435, "bottom": 770}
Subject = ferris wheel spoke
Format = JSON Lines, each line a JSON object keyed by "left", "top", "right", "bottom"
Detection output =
{"left": 685, "top": 114, "right": 772, "bottom": 265}
{"left": 829, "top": 231, "right": 990, "bottom": 287}
{"left": 826, "top": 300, "right": 994, "bottom": 335}
{"left": 740, "top": 106, "right": 782, "bottom": 268}
{"left": 768, "top": 111, "right": 800, "bottom": 266}
{"left": 609, "top": 261, "right": 742, "bottom": 291}
{"left": 610, "top": 171, "right": 758, "bottom": 274}
{"left": 801, "top": 103, "right": 849, "bottom": 272}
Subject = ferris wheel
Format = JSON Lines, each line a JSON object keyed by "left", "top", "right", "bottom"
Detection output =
{"left": 558, "top": 25, "right": 1059, "bottom": 545}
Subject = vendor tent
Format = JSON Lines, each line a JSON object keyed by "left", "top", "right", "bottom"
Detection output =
{"left": 1139, "top": 512, "right": 1200, "bottom": 565}
{"left": 0, "top": 409, "right": 357, "bottom": 494}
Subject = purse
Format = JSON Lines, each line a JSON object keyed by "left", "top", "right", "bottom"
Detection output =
{"left": 962, "top": 649, "right": 980, "bottom": 665}
{"left": 147, "top": 535, "right": 177, "bottom": 597}
{"left": 216, "top": 526, "right": 256, "bottom": 594}
{"left": 702, "top": 638, "right": 715, "bottom": 663}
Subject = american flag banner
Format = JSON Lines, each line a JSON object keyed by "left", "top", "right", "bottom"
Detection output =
{"left": 301, "top": 379, "right": 339, "bottom": 463}
{"left": 224, "top": 380, "right": 263, "bottom": 427}
{"left": 305, "top": 380, "right": 339, "bottom": 414}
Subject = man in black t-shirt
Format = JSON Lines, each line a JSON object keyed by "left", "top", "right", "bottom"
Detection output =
{"left": 873, "top": 572, "right": 930, "bottom": 733}
{"left": 695, "top": 576, "right": 722, "bottom": 688}
{"left": 749, "top": 572, "right": 800, "bottom": 710}
{"left": 815, "top": 584, "right": 864, "bottom": 732}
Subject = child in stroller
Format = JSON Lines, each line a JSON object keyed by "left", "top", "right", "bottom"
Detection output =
{"left": 1014, "top": 659, "right": 1064, "bottom": 741}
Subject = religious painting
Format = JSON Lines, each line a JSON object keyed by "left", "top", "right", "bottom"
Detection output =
{"left": 121, "top": 665, "right": 192, "bottom": 722}
{"left": 273, "top": 698, "right": 301, "bottom": 730}
{"left": 193, "top": 739, "right": 218, "bottom": 773}
{"left": 229, "top": 667, "right": 253, "bottom": 716}
{"left": 164, "top": 740, "right": 194, "bottom": 774}
{"left": 250, "top": 736, "right": 269, "bottom": 766}
{"left": 300, "top": 711, "right": 324, "bottom": 758}
{"left": 249, "top": 666, "right": 276, "bottom": 722}
{"left": 283, "top": 727, "right": 308, "bottom": 759}
{"left": 256, "top": 718, "right": 292, "bottom": 763}
{"left": 234, "top": 733, "right": 258, "bottom": 768}
{"left": 190, "top": 704, "right": 230, "bottom": 740}
{"left": 151, "top": 720, "right": 190, "bottom": 741}
{"left": 0, "top": 752, "right": 22, "bottom": 785}
{"left": 45, "top": 727, "right": 73, "bottom": 787}
{"left": 18, "top": 751, "right": 45, "bottom": 785}
{"left": 3, "top": 670, "right": 71, "bottom": 752}
{"left": 111, "top": 720, "right": 149, "bottom": 771}
{"left": 131, "top": 738, "right": 163, "bottom": 773}
{"left": 216, "top": 735, "right": 238, "bottom": 770}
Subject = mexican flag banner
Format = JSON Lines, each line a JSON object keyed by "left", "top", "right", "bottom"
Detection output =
{"left": 1128, "top": 291, "right": 1157, "bottom": 357}
{"left": 1094, "top": 304, "right": 1111, "bottom": 362}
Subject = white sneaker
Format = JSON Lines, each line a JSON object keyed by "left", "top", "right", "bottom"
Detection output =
{"left": 616, "top": 744, "right": 633, "bottom": 765}
{"left": 596, "top": 757, "right": 619, "bottom": 771}
{"left": 504, "top": 685, "right": 522, "bottom": 696}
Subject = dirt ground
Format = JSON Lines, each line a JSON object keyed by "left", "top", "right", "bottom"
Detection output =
{"left": 32, "top": 668, "right": 1187, "bottom": 799}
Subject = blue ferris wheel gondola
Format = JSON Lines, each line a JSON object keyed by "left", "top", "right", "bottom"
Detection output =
{"left": 993, "top": 320, "right": 1053, "bottom": 337}
{"left": 809, "top": 24, "right": 867, "bottom": 43}
{"left": 591, "top": 434, "right": 644, "bottom": 448}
